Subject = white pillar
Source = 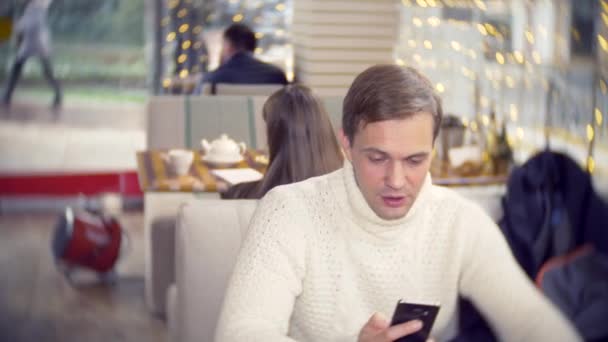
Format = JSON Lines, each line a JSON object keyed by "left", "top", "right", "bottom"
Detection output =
{"left": 292, "top": 0, "right": 399, "bottom": 96}
{"left": 512, "top": 0, "right": 570, "bottom": 66}
{"left": 599, "top": 1, "right": 608, "bottom": 79}
{"left": 510, "top": 0, "right": 527, "bottom": 55}
{"left": 532, "top": 0, "right": 555, "bottom": 64}
{"left": 553, "top": 0, "right": 572, "bottom": 67}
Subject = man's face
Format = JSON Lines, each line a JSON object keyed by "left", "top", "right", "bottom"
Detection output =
{"left": 340, "top": 114, "right": 434, "bottom": 220}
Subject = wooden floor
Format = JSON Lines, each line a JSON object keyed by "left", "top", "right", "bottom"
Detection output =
{"left": 0, "top": 211, "right": 167, "bottom": 342}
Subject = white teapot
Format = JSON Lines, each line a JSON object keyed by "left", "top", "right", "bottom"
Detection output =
{"left": 201, "top": 134, "right": 246, "bottom": 163}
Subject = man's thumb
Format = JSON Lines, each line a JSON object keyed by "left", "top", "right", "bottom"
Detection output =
{"left": 367, "top": 312, "right": 390, "bottom": 330}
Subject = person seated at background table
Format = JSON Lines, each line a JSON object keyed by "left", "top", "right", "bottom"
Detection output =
{"left": 221, "top": 84, "right": 343, "bottom": 199}
{"left": 215, "top": 65, "right": 582, "bottom": 342}
{"left": 196, "top": 23, "right": 288, "bottom": 92}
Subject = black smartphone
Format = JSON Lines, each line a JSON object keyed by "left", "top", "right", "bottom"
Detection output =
{"left": 390, "top": 300, "right": 440, "bottom": 342}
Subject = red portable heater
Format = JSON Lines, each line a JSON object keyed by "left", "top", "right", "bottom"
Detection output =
{"left": 52, "top": 207, "right": 123, "bottom": 276}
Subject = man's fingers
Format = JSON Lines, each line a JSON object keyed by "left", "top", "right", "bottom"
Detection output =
{"left": 365, "top": 312, "right": 390, "bottom": 331}
{"left": 385, "top": 319, "right": 423, "bottom": 340}
{"left": 359, "top": 312, "right": 391, "bottom": 341}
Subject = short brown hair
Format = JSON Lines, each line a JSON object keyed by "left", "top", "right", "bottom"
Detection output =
{"left": 342, "top": 65, "right": 443, "bottom": 143}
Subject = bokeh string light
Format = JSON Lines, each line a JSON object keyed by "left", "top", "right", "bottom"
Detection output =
{"left": 396, "top": 0, "right": 606, "bottom": 177}
{"left": 160, "top": 0, "right": 292, "bottom": 92}
{"left": 160, "top": 0, "right": 209, "bottom": 94}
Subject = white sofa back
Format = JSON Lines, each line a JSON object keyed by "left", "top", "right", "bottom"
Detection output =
{"left": 167, "top": 187, "right": 505, "bottom": 341}
{"left": 146, "top": 94, "right": 345, "bottom": 151}
{"left": 201, "top": 83, "right": 284, "bottom": 96}
{"left": 146, "top": 96, "right": 186, "bottom": 149}
{"left": 172, "top": 199, "right": 258, "bottom": 342}
{"left": 147, "top": 96, "right": 257, "bottom": 150}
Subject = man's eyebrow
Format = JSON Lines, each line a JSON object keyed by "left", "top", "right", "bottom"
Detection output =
{"left": 360, "top": 148, "right": 430, "bottom": 159}
{"left": 361, "top": 147, "right": 389, "bottom": 155}
{"left": 362, "top": 147, "right": 430, "bottom": 159}
{"left": 406, "top": 152, "right": 430, "bottom": 159}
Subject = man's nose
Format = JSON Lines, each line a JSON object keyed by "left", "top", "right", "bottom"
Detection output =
{"left": 385, "top": 161, "right": 406, "bottom": 190}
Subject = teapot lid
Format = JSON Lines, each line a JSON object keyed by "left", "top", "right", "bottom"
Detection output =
{"left": 212, "top": 134, "right": 236, "bottom": 145}
{"left": 204, "top": 134, "right": 241, "bottom": 154}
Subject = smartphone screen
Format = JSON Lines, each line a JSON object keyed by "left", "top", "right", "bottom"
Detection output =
{"left": 390, "top": 300, "right": 440, "bottom": 342}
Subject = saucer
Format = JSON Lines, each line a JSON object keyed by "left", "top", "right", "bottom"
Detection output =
{"left": 202, "top": 154, "right": 244, "bottom": 165}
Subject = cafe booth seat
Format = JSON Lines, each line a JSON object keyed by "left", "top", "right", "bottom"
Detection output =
{"left": 146, "top": 95, "right": 260, "bottom": 151}
{"left": 147, "top": 184, "right": 504, "bottom": 317}
{"left": 146, "top": 84, "right": 287, "bottom": 153}
{"left": 167, "top": 198, "right": 258, "bottom": 342}
{"left": 144, "top": 192, "right": 218, "bottom": 316}
{"left": 145, "top": 94, "right": 345, "bottom": 152}
{"left": 199, "top": 83, "right": 284, "bottom": 96}
{"left": 162, "top": 187, "right": 505, "bottom": 342}
{"left": 143, "top": 93, "right": 343, "bottom": 317}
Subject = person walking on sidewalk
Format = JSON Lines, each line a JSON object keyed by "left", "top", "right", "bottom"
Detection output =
{"left": 2, "top": 0, "right": 62, "bottom": 108}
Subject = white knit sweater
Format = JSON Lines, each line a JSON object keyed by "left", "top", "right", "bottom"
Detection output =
{"left": 215, "top": 162, "right": 581, "bottom": 342}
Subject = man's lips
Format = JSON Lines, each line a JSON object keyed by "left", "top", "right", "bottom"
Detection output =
{"left": 381, "top": 195, "right": 406, "bottom": 208}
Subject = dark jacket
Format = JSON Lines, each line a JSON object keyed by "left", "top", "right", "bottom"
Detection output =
{"left": 499, "top": 150, "right": 608, "bottom": 277}
{"left": 201, "top": 52, "right": 288, "bottom": 87}
{"left": 451, "top": 151, "right": 608, "bottom": 342}
{"left": 539, "top": 247, "right": 608, "bottom": 341}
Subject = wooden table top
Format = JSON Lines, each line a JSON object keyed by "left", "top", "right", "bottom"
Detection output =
{"left": 136, "top": 149, "right": 507, "bottom": 193}
{"left": 136, "top": 149, "right": 268, "bottom": 192}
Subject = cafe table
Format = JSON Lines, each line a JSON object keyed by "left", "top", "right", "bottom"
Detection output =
{"left": 137, "top": 148, "right": 268, "bottom": 315}
{"left": 136, "top": 149, "right": 268, "bottom": 193}
{"left": 430, "top": 160, "right": 508, "bottom": 221}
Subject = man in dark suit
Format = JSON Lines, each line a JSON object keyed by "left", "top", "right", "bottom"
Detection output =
{"left": 198, "top": 23, "right": 288, "bottom": 92}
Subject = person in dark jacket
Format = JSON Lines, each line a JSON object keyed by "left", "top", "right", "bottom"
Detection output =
{"left": 198, "top": 23, "right": 287, "bottom": 91}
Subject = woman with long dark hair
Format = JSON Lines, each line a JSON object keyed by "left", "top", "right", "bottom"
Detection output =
{"left": 222, "top": 84, "right": 343, "bottom": 199}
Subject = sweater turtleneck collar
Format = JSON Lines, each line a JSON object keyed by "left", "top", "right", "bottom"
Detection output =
{"left": 333, "top": 160, "right": 433, "bottom": 236}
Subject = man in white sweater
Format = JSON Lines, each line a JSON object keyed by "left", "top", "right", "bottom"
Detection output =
{"left": 215, "top": 65, "right": 581, "bottom": 341}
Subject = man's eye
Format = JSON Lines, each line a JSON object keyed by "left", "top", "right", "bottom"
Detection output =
{"left": 368, "top": 156, "right": 385, "bottom": 163}
{"left": 407, "top": 157, "right": 425, "bottom": 165}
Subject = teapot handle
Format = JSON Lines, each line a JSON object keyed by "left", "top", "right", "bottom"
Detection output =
{"left": 239, "top": 142, "right": 247, "bottom": 155}
{"left": 161, "top": 153, "right": 169, "bottom": 163}
{"left": 201, "top": 139, "right": 210, "bottom": 153}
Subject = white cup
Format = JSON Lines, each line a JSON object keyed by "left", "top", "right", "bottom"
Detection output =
{"left": 166, "top": 149, "right": 193, "bottom": 176}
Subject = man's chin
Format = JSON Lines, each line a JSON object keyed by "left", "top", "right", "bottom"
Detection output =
{"left": 374, "top": 206, "right": 409, "bottom": 221}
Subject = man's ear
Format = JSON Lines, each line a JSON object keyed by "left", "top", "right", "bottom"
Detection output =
{"left": 339, "top": 129, "right": 353, "bottom": 162}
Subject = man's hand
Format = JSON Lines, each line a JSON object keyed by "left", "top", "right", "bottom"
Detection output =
{"left": 357, "top": 312, "right": 433, "bottom": 342}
